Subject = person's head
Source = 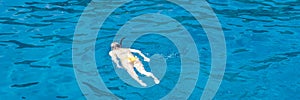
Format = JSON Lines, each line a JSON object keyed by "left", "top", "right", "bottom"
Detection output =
{"left": 111, "top": 42, "right": 121, "bottom": 50}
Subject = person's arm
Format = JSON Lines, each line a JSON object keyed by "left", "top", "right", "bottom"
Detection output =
{"left": 109, "top": 51, "right": 122, "bottom": 68}
{"left": 129, "top": 49, "right": 150, "bottom": 62}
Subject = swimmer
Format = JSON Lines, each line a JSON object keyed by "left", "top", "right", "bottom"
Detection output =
{"left": 109, "top": 38, "right": 160, "bottom": 87}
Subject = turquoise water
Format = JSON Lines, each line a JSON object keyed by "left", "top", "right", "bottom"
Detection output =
{"left": 1, "top": 0, "right": 299, "bottom": 99}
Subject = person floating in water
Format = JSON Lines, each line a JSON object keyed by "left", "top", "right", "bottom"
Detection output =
{"left": 109, "top": 38, "right": 160, "bottom": 87}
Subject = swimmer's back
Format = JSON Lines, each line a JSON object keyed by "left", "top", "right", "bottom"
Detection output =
{"left": 113, "top": 48, "right": 133, "bottom": 59}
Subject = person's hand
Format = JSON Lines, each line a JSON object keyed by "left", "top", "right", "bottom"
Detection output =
{"left": 116, "top": 65, "right": 122, "bottom": 69}
{"left": 144, "top": 57, "right": 150, "bottom": 62}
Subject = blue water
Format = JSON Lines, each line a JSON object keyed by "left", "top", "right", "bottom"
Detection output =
{"left": 1, "top": 0, "right": 299, "bottom": 99}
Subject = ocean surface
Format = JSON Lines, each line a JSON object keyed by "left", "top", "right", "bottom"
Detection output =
{"left": 0, "top": 0, "right": 299, "bottom": 99}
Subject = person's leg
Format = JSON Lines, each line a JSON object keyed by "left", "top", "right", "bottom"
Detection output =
{"left": 125, "top": 63, "right": 147, "bottom": 87}
{"left": 134, "top": 61, "right": 160, "bottom": 84}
